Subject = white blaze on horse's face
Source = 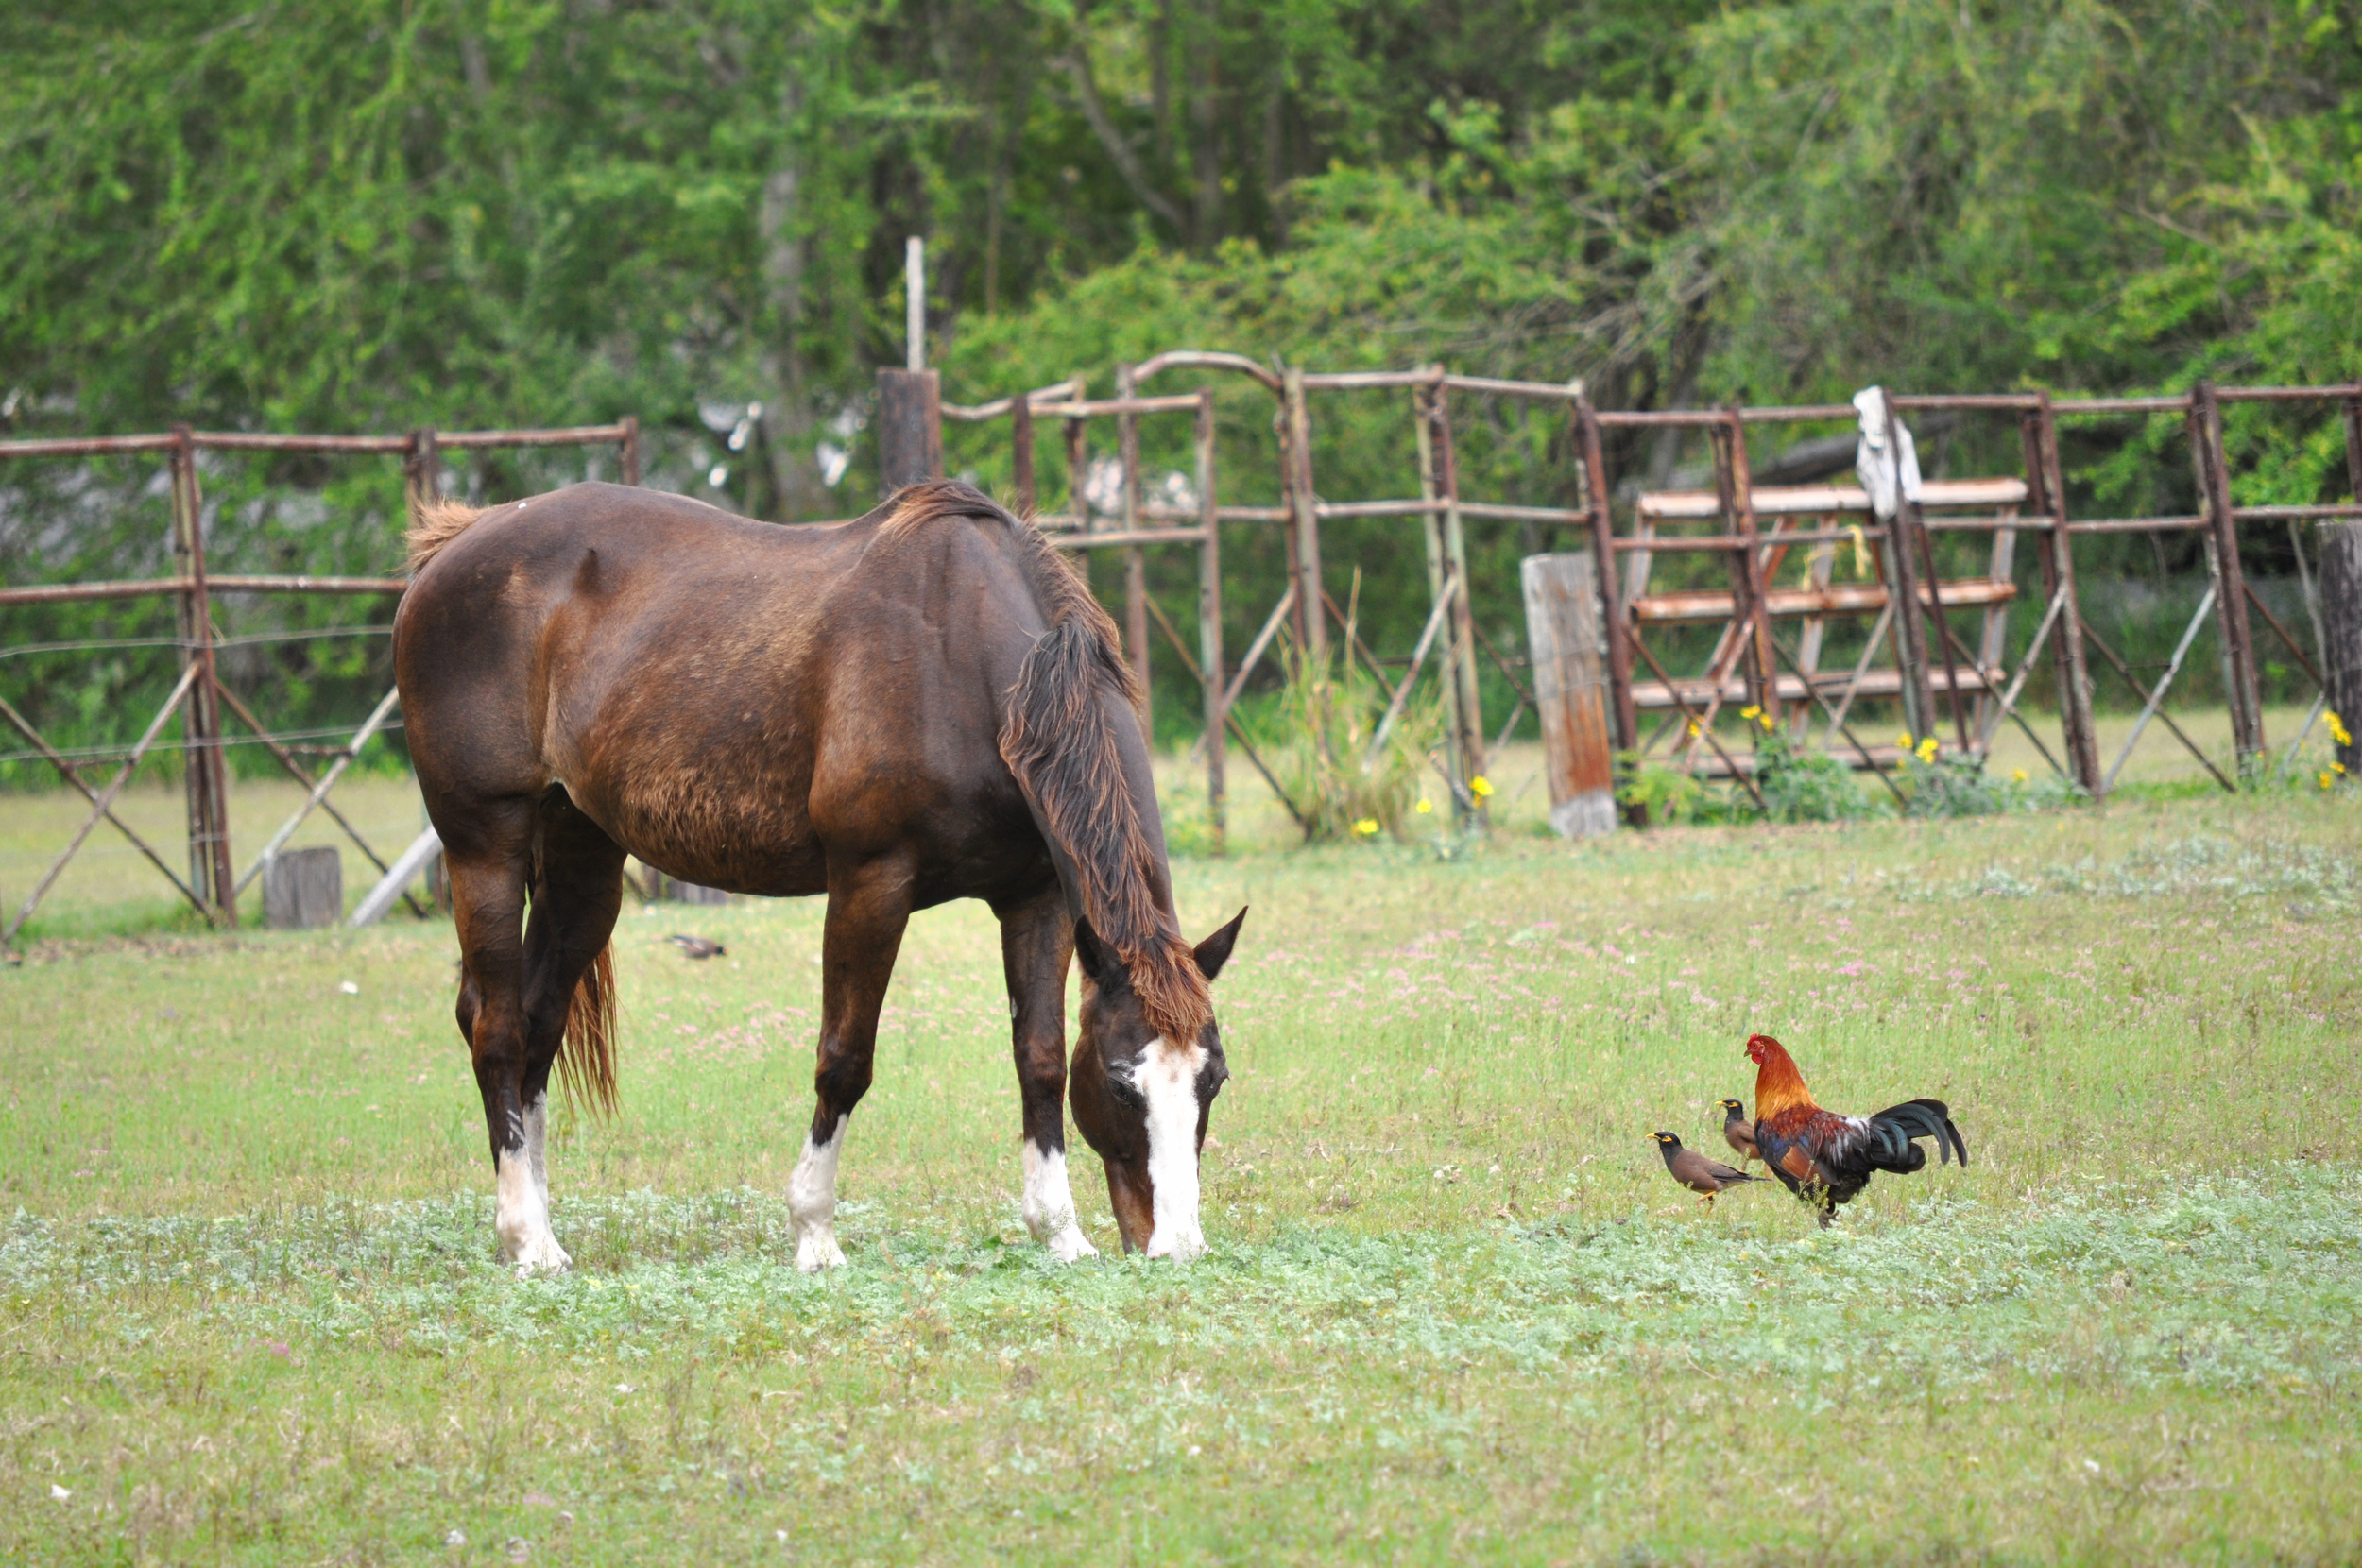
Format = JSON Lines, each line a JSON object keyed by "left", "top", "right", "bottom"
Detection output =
{"left": 1135, "top": 1035, "right": 1209, "bottom": 1261}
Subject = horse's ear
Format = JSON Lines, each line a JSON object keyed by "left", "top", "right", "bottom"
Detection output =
{"left": 1072, "top": 918, "right": 1116, "bottom": 982}
{"left": 1192, "top": 906, "right": 1248, "bottom": 982}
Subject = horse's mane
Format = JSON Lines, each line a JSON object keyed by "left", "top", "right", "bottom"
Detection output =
{"left": 407, "top": 498, "right": 488, "bottom": 571}
{"left": 888, "top": 481, "right": 1214, "bottom": 1046}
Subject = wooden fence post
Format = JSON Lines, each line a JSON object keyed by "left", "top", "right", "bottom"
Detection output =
{"left": 619, "top": 415, "right": 642, "bottom": 486}
{"left": 2321, "top": 522, "right": 2362, "bottom": 776}
{"left": 404, "top": 427, "right": 441, "bottom": 521}
{"left": 1521, "top": 553, "right": 1617, "bottom": 838}
{"left": 876, "top": 367, "right": 943, "bottom": 493}
{"left": 1193, "top": 390, "right": 1226, "bottom": 853}
{"left": 1010, "top": 396, "right": 1036, "bottom": 514}
{"left": 1715, "top": 407, "right": 1778, "bottom": 721}
{"left": 263, "top": 845, "right": 343, "bottom": 930}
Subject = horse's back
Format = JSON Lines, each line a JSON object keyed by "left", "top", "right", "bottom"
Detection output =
{"left": 396, "top": 484, "right": 1053, "bottom": 897}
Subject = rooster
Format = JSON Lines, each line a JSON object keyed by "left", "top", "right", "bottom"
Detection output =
{"left": 1745, "top": 1033, "right": 1967, "bottom": 1226}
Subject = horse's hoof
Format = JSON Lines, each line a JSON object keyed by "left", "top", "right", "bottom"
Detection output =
{"left": 1044, "top": 1226, "right": 1099, "bottom": 1264}
{"left": 795, "top": 1231, "right": 847, "bottom": 1272}
{"left": 506, "top": 1236, "right": 573, "bottom": 1276}
{"left": 1143, "top": 1228, "right": 1206, "bottom": 1263}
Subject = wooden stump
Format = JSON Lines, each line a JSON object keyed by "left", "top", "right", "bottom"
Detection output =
{"left": 2321, "top": 522, "right": 2362, "bottom": 774}
{"left": 1520, "top": 553, "right": 1618, "bottom": 838}
{"left": 263, "top": 845, "right": 343, "bottom": 930}
{"left": 876, "top": 367, "right": 943, "bottom": 493}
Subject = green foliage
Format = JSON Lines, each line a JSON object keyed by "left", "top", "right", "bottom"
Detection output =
{"left": 1749, "top": 723, "right": 1883, "bottom": 823}
{"left": 1252, "top": 640, "right": 1437, "bottom": 842}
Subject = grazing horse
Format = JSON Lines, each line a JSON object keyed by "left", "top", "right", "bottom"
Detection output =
{"left": 393, "top": 479, "right": 1244, "bottom": 1273}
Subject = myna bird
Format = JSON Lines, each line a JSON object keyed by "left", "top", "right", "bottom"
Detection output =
{"left": 667, "top": 934, "right": 727, "bottom": 960}
{"left": 1652, "top": 1132, "right": 1764, "bottom": 1207}
{"left": 1719, "top": 1099, "right": 1760, "bottom": 1167}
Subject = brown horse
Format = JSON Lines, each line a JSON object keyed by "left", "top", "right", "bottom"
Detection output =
{"left": 393, "top": 479, "right": 1244, "bottom": 1273}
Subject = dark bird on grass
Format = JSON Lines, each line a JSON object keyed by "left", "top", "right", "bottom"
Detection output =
{"left": 667, "top": 934, "right": 726, "bottom": 960}
{"left": 1745, "top": 1033, "right": 1968, "bottom": 1228}
{"left": 1652, "top": 1132, "right": 1765, "bottom": 1207}
{"left": 1718, "top": 1098, "right": 1759, "bottom": 1167}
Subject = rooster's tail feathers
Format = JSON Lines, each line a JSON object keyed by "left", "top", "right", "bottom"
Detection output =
{"left": 1869, "top": 1099, "right": 1968, "bottom": 1168}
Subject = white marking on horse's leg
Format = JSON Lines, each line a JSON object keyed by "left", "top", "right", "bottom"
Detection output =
{"left": 1138, "top": 1036, "right": 1208, "bottom": 1262}
{"left": 523, "top": 1090, "right": 552, "bottom": 1212}
{"left": 494, "top": 1137, "right": 571, "bottom": 1277}
{"left": 788, "top": 1121, "right": 847, "bottom": 1271}
{"left": 1021, "top": 1141, "right": 1098, "bottom": 1263}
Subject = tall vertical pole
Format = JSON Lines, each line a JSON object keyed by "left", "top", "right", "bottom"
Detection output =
{"left": 1010, "top": 396, "right": 1036, "bottom": 515}
{"left": 2189, "top": 381, "right": 2264, "bottom": 768}
{"left": 172, "top": 428, "right": 234, "bottom": 926}
{"left": 904, "top": 236, "right": 926, "bottom": 371}
{"left": 1413, "top": 374, "right": 1468, "bottom": 810}
{"left": 1193, "top": 390, "right": 1226, "bottom": 854}
{"left": 1877, "top": 391, "right": 1938, "bottom": 745}
{"left": 1280, "top": 366, "right": 1327, "bottom": 668}
{"left": 1115, "top": 364, "right": 1152, "bottom": 740}
{"left": 2026, "top": 394, "right": 2101, "bottom": 793}
{"left": 1572, "top": 386, "right": 1635, "bottom": 751}
{"left": 619, "top": 415, "right": 642, "bottom": 486}
{"left": 1430, "top": 385, "right": 1486, "bottom": 813}
{"left": 2343, "top": 396, "right": 2362, "bottom": 504}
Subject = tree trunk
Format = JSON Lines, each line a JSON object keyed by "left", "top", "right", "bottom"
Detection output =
{"left": 2321, "top": 522, "right": 2362, "bottom": 775}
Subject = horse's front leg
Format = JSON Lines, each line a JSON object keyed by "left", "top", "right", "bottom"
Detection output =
{"left": 789, "top": 858, "right": 914, "bottom": 1271}
{"left": 999, "top": 888, "right": 1096, "bottom": 1263}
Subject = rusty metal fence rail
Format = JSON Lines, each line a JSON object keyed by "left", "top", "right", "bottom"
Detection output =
{"left": 942, "top": 362, "right": 2362, "bottom": 824}
{"left": 0, "top": 419, "right": 640, "bottom": 951}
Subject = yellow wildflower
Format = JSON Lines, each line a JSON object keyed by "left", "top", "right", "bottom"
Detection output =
{"left": 1916, "top": 737, "right": 1940, "bottom": 763}
{"left": 1758, "top": 711, "right": 1775, "bottom": 731}
{"left": 1688, "top": 721, "right": 1703, "bottom": 739}
{"left": 1740, "top": 705, "right": 1760, "bottom": 720}
{"left": 2327, "top": 710, "right": 2353, "bottom": 748}
{"left": 1415, "top": 797, "right": 1433, "bottom": 814}
{"left": 1352, "top": 817, "right": 1380, "bottom": 837}
{"left": 2320, "top": 771, "right": 2336, "bottom": 791}
{"left": 2011, "top": 768, "right": 2028, "bottom": 783}
{"left": 1471, "top": 775, "right": 1496, "bottom": 799}
{"left": 1894, "top": 732, "right": 1913, "bottom": 750}
{"left": 2336, "top": 761, "right": 2349, "bottom": 775}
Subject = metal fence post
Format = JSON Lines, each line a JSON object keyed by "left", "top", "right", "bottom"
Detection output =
{"left": 1428, "top": 383, "right": 1486, "bottom": 812}
{"left": 1193, "top": 389, "right": 1226, "bottom": 853}
{"left": 404, "top": 427, "right": 441, "bottom": 520}
{"left": 171, "top": 426, "right": 235, "bottom": 926}
{"left": 1280, "top": 366, "right": 1327, "bottom": 669}
{"left": 1571, "top": 386, "right": 1636, "bottom": 753}
{"left": 2026, "top": 394, "right": 2102, "bottom": 793}
{"left": 1717, "top": 407, "right": 1779, "bottom": 721}
{"left": 1115, "top": 365, "right": 1152, "bottom": 740}
{"left": 1877, "top": 392, "right": 1939, "bottom": 745}
{"left": 2189, "top": 381, "right": 2265, "bottom": 767}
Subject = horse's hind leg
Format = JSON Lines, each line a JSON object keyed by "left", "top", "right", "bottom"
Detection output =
{"left": 789, "top": 856, "right": 914, "bottom": 1271}
{"left": 512, "top": 792, "right": 628, "bottom": 1264}
{"left": 443, "top": 790, "right": 625, "bottom": 1274}
{"left": 999, "top": 888, "right": 1095, "bottom": 1262}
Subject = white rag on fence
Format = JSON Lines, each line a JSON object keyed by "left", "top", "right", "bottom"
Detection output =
{"left": 1853, "top": 385, "right": 1922, "bottom": 520}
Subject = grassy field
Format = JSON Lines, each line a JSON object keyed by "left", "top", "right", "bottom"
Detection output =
{"left": 3, "top": 764, "right": 2360, "bottom": 1562}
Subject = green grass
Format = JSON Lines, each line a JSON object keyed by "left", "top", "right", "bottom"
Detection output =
{"left": 3, "top": 785, "right": 2360, "bottom": 1563}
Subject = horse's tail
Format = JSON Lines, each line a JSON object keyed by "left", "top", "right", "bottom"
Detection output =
{"left": 555, "top": 943, "right": 620, "bottom": 1120}
{"left": 407, "top": 498, "right": 488, "bottom": 572}
{"left": 991, "top": 491, "right": 1213, "bottom": 1046}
